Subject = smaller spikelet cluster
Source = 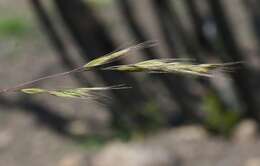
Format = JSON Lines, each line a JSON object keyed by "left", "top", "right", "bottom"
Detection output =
{"left": 21, "top": 85, "right": 130, "bottom": 99}
{"left": 83, "top": 41, "right": 157, "bottom": 70}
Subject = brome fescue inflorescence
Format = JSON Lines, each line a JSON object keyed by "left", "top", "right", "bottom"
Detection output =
{"left": 0, "top": 41, "right": 241, "bottom": 100}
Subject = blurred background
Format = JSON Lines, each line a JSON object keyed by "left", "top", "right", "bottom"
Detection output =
{"left": 0, "top": 0, "right": 260, "bottom": 165}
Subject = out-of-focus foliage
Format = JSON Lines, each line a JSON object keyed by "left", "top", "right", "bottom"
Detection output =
{"left": 0, "top": 17, "right": 30, "bottom": 38}
{"left": 203, "top": 91, "right": 240, "bottom": 136}
{"left": 140, "top": 101, "right": 166, "bottom": 132}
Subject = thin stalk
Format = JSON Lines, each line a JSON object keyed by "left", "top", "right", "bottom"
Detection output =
{"left": 0, "top": 66, "right": 85, "bottom": 93}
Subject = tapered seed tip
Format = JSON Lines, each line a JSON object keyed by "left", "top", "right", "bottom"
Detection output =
{"left": 222, "top": 61, "right": 245, "bottom": 66}
{"left": 130, "top": 40, "right": 158, "bottom": 50}
{"left": 108, "top": 84, "right": 132, "bottom": 90}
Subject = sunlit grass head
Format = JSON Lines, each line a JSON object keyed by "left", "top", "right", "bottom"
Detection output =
{"left": 104, "top": 59, "right": 242, "bottom": 77}
{"left": 83, "top": 41, "right": 157, "bottom": 69}
{"left": 21, "top": 84, "right": 131, "bottom": 100}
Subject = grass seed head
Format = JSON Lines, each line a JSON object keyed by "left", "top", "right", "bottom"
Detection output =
{"left": 21, "top": 88, "right": 46, "bottom": 94}
{"left": 21, "top": 85, "right": 130, "bottom": 100}
{"left": 104, "top": 59, "right": 242, "bottom": 77}
{"left": 83, "top": 41, "right": 157, "bottom": 70}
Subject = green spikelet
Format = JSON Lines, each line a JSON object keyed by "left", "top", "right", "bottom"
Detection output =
{"left": 21, "top": 85, "right": 130, "bottom": 99}
{"left": 104, "top": 59, "right": 242, "bottom": 77}
{"left": 83, "top": 41, "right": 157, "bottom": 69}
